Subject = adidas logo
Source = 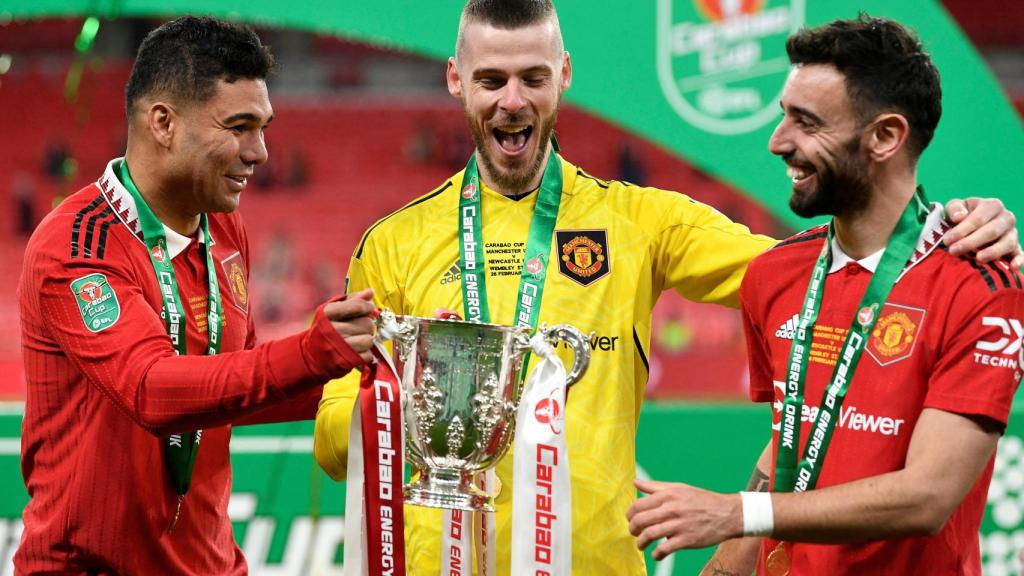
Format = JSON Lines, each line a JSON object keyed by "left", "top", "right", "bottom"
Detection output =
{"left": 440, "top": 263, "right": 461, "bottom": 286}
{"left": 775, "top": 313, "right": 800, "bottom": 340}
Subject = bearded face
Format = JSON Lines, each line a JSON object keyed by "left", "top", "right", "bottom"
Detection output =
{"left": 770, "top": 64, "right": 876, "bottom": 220}
{"left": 787, "top": 131, "right": 872, "bottom": 219}
{"left": 464, "top": 96, "right": 559, "bottom": 194}
{"left": 447, "top": 17, "right": 571, "bottom": 195}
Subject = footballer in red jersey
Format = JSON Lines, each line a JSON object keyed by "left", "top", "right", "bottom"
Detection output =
{"left": 628, "top": 15, "right": 1023, "bottom": 576}
{"left": 15, "top": 17, "right": 374, "bottom": 575}
{"left": 741, "top": 211, "right": 1022, "bottom": 575}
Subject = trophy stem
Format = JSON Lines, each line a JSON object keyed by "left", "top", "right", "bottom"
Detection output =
{"left": 404, "top": 467, "right": 494, "bottom": 512}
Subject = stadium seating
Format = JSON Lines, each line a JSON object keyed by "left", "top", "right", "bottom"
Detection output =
{"left": 0, "top": 58, "right": 775, "bottom": 397}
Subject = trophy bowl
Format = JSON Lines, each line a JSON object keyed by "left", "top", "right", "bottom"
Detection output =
{"left": 378, "top": 312, "right": 589, "bottom": 512}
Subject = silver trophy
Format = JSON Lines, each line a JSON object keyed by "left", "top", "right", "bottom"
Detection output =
{"left": 376, "top": 311, "right": 590, "bottom": 512}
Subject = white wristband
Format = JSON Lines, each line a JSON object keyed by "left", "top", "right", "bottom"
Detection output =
{"left": 740, "top": 491, "right": 774, "bottom": 537}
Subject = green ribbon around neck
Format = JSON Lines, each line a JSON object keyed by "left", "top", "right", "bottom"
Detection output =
{"left": 116, "top": 160, "right": 222, "bottom": 528}
{"left": 774, "top": 189, "right": 929, "bottom": 493}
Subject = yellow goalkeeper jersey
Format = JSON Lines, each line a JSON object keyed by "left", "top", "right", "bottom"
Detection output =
{"left": 315, "top": 156, "right": 776, "bottom": 575}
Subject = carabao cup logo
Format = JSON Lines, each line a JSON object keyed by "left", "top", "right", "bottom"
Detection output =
{"left": 657, "top": 0, "right": 804, "bottom": 134}
{"left": 525, "top": 256, "right": 544, "bottom": 278}
{"left": 534, "top": 393, "right": 563, "bottom": 435}
{"left": 77, "top": 281, "right": 104, "bottom": 304}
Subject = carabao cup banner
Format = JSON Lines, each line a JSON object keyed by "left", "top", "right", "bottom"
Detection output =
{"left": 1, "top": 403, "right": 1022, "bottom": 575}
{"left": 5, "top": 0, "right": 1022, "bottom": 232}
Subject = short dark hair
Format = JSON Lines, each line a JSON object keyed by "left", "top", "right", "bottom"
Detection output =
{"left": 462, "top": 0, "right": 554, "bottom": 29}
{"left": 786, "top": 14, "right": 942, "bottom": 157}
{"left": 457, "top": 0, "right": 560, "bottom": 61}
{"left": 125, "top": 16, "right": 274, "bottom": 119}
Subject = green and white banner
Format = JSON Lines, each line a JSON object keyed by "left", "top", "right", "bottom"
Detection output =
{"left": 3, "top": 0, "right": 1021, "bottom": 231}
{"left": 656, "top": 0, "right": 804, "bottom": 136}
{"left": 1, "top": 403, "right": 1022, "bottom": 574}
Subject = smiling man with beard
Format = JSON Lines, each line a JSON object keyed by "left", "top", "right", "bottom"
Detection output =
{"left": 453, "top": 6, "right": 564, "bottom": 196}
{"left": 314, "top": 3, "right": 1023, "bottom": 574}
{"left": 787, "top": 128, "right": 872, "bottom": 220}
{"left": 628, "top": 15, "right": 1024, "bottom": 576}
{"left": 16, "top": 16, "right": 376, "bottom": 575}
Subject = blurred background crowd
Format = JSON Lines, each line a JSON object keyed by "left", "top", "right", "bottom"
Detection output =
{"left": 0, "top": 0, "right": 1020, "bottom": 401}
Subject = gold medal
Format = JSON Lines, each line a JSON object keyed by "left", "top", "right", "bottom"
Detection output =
{"left": 765, "top": 541, "right": 791, "bottom": 576}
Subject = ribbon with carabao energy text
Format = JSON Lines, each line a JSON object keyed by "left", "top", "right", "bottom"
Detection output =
{"left": 442, "top": 508, "right": 473, "bottom": 576}
{"left": 440, "top": 468, "right": 496, "bottom": 576}
{"left": 511, "top": 332, "right": 572, "bottom": 575}
{"left": 448, "top": 147, "right": 570, "bottom": 574}
{"left": 774, "top": 189, "right": 929, "bottom": 493}
{"left": 116, "top": 159, "right": 220, "bottom": 532}
{"left": 343, "top": 336, "right": 406, "bottom": 576}
{"left": 457, "top": 146, "right": 562, "bottom": 333}
{"left": 474, "top": 472, "right": 497, "bottom": 576}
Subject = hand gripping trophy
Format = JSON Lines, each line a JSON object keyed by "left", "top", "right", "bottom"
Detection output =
{"left": 342, "top": 309, "right": 591, "bottom": 576}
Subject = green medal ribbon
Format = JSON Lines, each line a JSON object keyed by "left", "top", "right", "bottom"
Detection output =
{"left": 457, "top": 148, "right": 563, "bottom": 375}
{"left": 116, "top": 160, "right": 222, "bottom": 529}
{"left": 774, "top": 189, "right": 929, "bottom": 493}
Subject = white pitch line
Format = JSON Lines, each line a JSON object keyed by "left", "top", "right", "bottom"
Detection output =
{"left": 0, "top": 402, "right": 25, "bottom": 415}
{"left": 0, "top": 439, "right": 20, "bottom": 455}
{"left": 229, "top": 436, "right": 313, "bottom": 453}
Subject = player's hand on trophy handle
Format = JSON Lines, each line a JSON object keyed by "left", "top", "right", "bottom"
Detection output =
{"left": 943, "top": 197, "right": 1023, "bottom": 269}
{"left": 323, "top": 289, "right": 376, "bottom": 363}
{"left": 628, "top": 480, "right": 742, "bottom": 560}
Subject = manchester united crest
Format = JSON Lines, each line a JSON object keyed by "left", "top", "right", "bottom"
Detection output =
{"left": 866, "top": 303, "right": 926, "bottom": 367}
{"left": 555, "top": 229, "right": 610, "bottom": 286}
{"left": 220, "top": 251, "right": 249, "bottom": 313}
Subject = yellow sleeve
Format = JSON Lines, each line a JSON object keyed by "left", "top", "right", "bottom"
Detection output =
{"left": 313, "top": 234, "right": 400, "bottom": 480}
{"left": 314, "top": 369, "right": 360, "bottom": 480}
{"left": 653, "top": 195, "right": 778, "bottom": 308}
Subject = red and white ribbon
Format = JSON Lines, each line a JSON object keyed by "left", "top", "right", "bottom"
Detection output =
{"left": 344, "top": 339, "right": 406, "bottom": 576}
{"left": 473, "top": 470, "right": 497, "bottom": 576}
{"left": 438, "top": 333, "right": 571, "bottom": 575}
{"left": 440, "top": 470, "right": 497, "bottom": 576}
{"left": 441, "top": 507, "right": 473, "bottom": 575}
{"left": 511, "top": 333, "right": 572, "bottom": 575}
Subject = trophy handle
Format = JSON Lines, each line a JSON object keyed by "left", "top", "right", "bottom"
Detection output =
{"left": 538, "top": 324, "right": 592, "bottom": 387}
{"left": 374, "top": 309, "right": 417, "bottom": 360}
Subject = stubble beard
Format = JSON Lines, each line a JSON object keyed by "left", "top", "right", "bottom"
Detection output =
{"left": 465, "top": 102, "right": 559, "bottom": 195}
{"left": 789, "top": 134, "right": 872, "bottom": 219}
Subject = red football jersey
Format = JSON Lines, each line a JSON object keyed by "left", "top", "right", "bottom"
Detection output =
{"left": 16, "top": 160, "right": 350, "bottom": 575}
{"left": 740, "top": 207, "right": 1023, "bottom": 576}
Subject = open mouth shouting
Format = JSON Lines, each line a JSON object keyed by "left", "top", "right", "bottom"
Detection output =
{"left": 493, "top": 124, "right": 533, "bottom": 158}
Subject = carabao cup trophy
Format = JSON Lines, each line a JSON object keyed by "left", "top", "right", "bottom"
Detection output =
{"left": 377, "top": 311, "right": 590, "bottom": 512}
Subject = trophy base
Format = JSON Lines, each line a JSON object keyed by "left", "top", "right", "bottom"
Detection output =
{"left": 404, "top": 467, "right": 494, "bottom": 512}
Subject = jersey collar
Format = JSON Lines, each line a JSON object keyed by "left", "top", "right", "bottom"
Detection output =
{"left": 163, "top": 222, "right": 205, "bottom": 259}
{"left": 98, "top": 158, "right": 208, "bottom": 259}
{"left": 828, "top": 239, "right": 883, "bottom": 274}
{"left": 827, "top": 202, "right": 948, "bottom": 278}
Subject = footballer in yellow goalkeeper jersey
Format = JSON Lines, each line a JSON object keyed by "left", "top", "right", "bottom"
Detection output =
{"left": 314, "top": 1, "right": 1020, "bottom": 574}
{"left": 316, "top": 155, "right": 773, "bottom": 574}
